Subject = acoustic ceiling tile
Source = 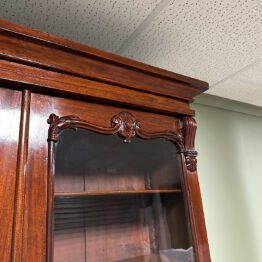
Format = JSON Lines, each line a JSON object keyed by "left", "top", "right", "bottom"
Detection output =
{"left": 120, "top": 0, "right": 262, "bottom": 86}
{"left": 0, "top": 0, "right": 161, "bottom": 52}
{"left": 208, "top": 61, "right": 262, "bottom": 106}
{"left": 0, "top": 0, "right": 261, "bottom": 106}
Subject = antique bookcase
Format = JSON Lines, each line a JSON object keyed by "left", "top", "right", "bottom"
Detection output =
{"left": 0, "top": 20, "right": 210, "bottom": 262}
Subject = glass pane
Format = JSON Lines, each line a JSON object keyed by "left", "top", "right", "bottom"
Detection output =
{"left": 53, "top": 129, "right": 194, "bottom": 262}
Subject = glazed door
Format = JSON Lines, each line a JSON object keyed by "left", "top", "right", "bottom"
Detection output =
{"left": 23, "top": 92, "right": 207, "bottom": 262}
{"left": 46, "top": 103, "right": 194, "bottom": 261}
{"left": 49, "top": 117, "right": 193, "bottom": 261}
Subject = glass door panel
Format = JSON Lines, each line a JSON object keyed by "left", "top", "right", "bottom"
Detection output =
{"left": 53, "top": 129, "right": 194, "bottom": 261}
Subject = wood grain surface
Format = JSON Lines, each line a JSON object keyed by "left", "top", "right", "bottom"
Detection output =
{"left": 0, "top": 19, "right": 210, "bottom": 262}
{"left": 0, "top": 88, "right": 21, "bottom": 262}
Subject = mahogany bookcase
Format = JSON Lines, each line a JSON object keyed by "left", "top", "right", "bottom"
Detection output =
{"left": 0, "top": 20, "right": 210, "bottom": 262}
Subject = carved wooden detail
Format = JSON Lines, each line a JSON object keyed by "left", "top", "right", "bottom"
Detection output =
{"left": 0, "top": 20, "right": 210, "bottom": 262}
{"left": 180, "top": 116, "right": 198, "bottom": 172}
{"left": 47, "top": 113, "right": 119, "bottom": 142}
{"left": 47, "top": 111, "right": 184, "bottom": 150}
{"left": 111, "top": 111, "right": 140, "bottom": 143}
{"left": 47, "top": 112, "right": 199, "bottom": 171}
{"left": 184, "top": 150, "right": 198, "bottom": 172}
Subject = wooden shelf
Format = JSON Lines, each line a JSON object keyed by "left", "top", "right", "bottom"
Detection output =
{"left": 55, "top": 189, "right": 182, "bottom": 197}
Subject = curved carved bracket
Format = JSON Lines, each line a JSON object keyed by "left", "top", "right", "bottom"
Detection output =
{"left": 184, "top": 150, "right": 198, "bottom": 172}
{"left": 180, "top": 117, "right": 198, "bottom": 172}
{"left": 47, "top": 111, "right": 184, "bottom": 151}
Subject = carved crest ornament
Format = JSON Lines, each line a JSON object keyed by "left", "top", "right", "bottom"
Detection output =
{"left": 47, "top": 111, "right": 197, "bottom": 171}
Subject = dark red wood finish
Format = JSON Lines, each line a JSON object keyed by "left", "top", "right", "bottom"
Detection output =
{"left": 11, "top": 90, "right": 31, "bottom": 262}
{"left": 0, "top": 19, "right": 208, "bottom": 100}
{"left": 179, "top": 117, "right": 210, "bottom": 261}
{"left": 27, "top": 93, "right": 184, "bottom": 262}
{"left": 0, "top": 88, "right": 21, "bottom": 261}
{"left": 0, "top": 20, "right": 211, "bottom": 262}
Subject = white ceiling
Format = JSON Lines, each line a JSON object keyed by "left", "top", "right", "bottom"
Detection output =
{"left": 0, "top": 0, "right": 261, "bottom": 106}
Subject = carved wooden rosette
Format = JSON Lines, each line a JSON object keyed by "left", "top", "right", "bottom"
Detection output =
{"left": 180, "top": 116, "right": 198, "bottom": 172}
{"left": 111, "top": 112, "right": 140, "bottom": 143}
{"left": 47, "top": 111, "right": 184, "bottom": 150}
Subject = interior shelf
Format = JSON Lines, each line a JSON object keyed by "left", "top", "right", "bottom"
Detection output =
{"left": 55, "top": 189, "right": 182, "bottom": 197}
{"left": 52, "top": 129, "right": 191, "bottom": 261}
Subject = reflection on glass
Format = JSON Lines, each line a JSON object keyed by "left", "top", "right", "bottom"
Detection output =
{"left": 53, "top": 129, "right": 194, "bottom": 261}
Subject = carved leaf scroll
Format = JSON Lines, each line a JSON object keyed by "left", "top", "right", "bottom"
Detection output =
{"left": 47, "top": 111, "right": 184, "bottom": 151}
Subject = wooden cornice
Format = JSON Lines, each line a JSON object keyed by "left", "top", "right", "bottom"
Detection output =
{"left": 0, "top": 19, "right": 209, "bottom": 116}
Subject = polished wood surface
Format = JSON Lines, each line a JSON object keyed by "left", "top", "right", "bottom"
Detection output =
{"left": 179, "top": 117, "right": 211, "bottom": 262}
{"left": 0, "top": 88, "right": 21, "bottom": 262}
{"left": 47, "top": 111, "right": 183, "bottom": 148}
{"left": 11, "top": 90, "right": 31, "bottom": 262}
{"left": 0, "top": 19, "right": 208, "bottom": 100}
{"left": 0, "top": 20, "right": 210, "bottom": 262}
{"left": 0, "top": 19, "right": 209, "bottom": 116}
{"left": 21, "top": 94, "right": 49, "bottom": 262}
{"left": 24, "top": 93, "right": 189, "bottom": 262}
{"left": 0, "top": 59, "right": 193, "bottom": 116}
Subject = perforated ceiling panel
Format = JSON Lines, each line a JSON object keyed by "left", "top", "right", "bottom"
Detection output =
{"left": 208, "top": 61, "right": 262, "bottom": 106}
{"left": 0, "top": 0, "right": 261, "bottom": 106}
{"left": 120, "top": 0, "right": 262, "bottom": 85}
{"left": 0, "top": 0, "right": 161, "bottom": 52}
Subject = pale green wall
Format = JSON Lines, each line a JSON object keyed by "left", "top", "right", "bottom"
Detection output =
{"left": 192, "top": 95, "right": 262, "bottom": 262}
